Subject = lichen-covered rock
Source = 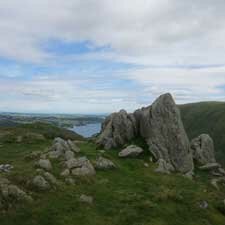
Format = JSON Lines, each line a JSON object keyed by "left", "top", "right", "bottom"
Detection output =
{"left": 144, "top": 93, "right": 193, "bottom": 173}
{"left": 118, "top": 145, "right": 143, "bottom": 158}
{"left": 36, "top": 159, "right": 52, "bottom": 171}
{"left": 48, "top": 138, "right": 80, "bottom": 159}
{"left": 32, "top": 175, "right": 50, "bottom": 191}
{"left": 95, "top": 156, "right": 116, "bottom": 170}
{"left": 96, "top": 110, "right": 137, "bottom": 149}
{"left": 65, "top": 150, "right": 75, "bottom": 161}
{"left": 191, "top": 134, "right": 216, "bottom": 166}
{"left": 71, "top": 159, "right": 96, "bottom": 177}
{"left": 65, "top": 157, "right": 88, "bottom": 170}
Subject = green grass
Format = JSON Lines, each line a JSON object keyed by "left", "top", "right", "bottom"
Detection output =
{"left": 179, "top": 102, "right": 225, "bottom": 166}
{"left": 0, "top": 140, "right": 225, "bottom": 225}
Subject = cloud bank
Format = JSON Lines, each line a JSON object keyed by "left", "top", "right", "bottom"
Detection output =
{"left": 0, "top": 0, "right": 225, "bottom": 113}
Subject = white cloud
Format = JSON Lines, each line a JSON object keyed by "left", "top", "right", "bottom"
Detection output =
{"left": 0, "top": 0, "right": 225, "bottom": 65}
{"left": 0, "top": 1, "right": 225, "bottom": 113}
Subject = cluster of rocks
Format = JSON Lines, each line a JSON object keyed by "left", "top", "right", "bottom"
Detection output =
{"left": 63, "top": 156, "right": 96, "bottom": 177}
{"left": 48, "top": 137, "right": 80, "bottom": 160}
{"left": 0, "top": 176, "right": 32, "bottom": 209}
{"left": 96, "top": 93, "right": 224, "bottom": 180}
{"left": 30, "top": 137, "right": 109, "bottom": 190}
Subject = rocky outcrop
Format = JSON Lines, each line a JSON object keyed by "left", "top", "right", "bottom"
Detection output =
{"left": 118, "top": 145, "right": 143, "bottom": 158}
{"left": 143, "top": 93, "right": 193, "bottom": 173}
{"left": 190, "top": 134, "right": 216, "bottom": 166}
{"left": 96, "top": 110, "right": 137, "bottom": 150}
{"left": 97, "top": 93, "right": 193, "bottom": 173}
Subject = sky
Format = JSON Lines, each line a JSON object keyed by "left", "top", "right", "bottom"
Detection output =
{"left": 0, "top": 0, "right": 225, "bottom": 114}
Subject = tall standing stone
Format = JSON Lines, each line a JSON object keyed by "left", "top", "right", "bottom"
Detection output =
{"left": 144, "top": 93, "right": 193, "bottom": 173}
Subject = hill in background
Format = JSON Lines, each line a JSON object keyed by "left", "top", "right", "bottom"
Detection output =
{"left": 179, "top": 102, "right": 225, "bottom": 166}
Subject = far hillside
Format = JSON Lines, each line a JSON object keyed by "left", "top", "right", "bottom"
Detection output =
{"left": 0, "top": 122, "right": 84, "bottom": 143}
{"left": 179, "top": 102, "right": 225, "bottom": 166}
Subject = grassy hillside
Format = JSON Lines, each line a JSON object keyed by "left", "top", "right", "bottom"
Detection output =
{"left": 179, "top": 102, "right": 225, "bottom": 165}
{"left": 0, "top": 122, "right": 84, "bottom": 143}
{"left": 0, "top": 138, "right": 225, "bottom": 225}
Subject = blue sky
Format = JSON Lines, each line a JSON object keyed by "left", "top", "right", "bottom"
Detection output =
{"left": 0, "top": 0, "right": 225, "bottom": 113}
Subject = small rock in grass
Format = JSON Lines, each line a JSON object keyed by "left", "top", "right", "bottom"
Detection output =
{"left": 32, "top": 175, "right": 50, "bottom": 191}
{"left": 95, "top": 156, "right": 116, "bottom": 170}
{"left": 79, "top": 194, "right": 93, "bottom": 204}
{"left": 36, "top": 159, "right": 52, "bottom": 171}
{"left": 0, "top": 164, "right": 14, "bottom": 173}
{"left": 118, "top": 145, "right": 143, "bottom": 158}
{"left": 199, "top": 201, "right": 208, "bottom": 209}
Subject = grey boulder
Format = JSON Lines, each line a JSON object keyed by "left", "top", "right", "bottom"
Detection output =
{"left": 36, "top": 159, "right": 52, "bottom": 171}
{"left": 71, "top": 159, "right": 96, "bottom": 177}
{"left": 32, "top": 175, "right": 50, "bottom": 191}
{"left": 96, "top": 110, "right": 137, "bottom": 150}
{"left": 95, "top": 156, "right": 116, "bottom": 170}
{"left": 191, "top": 134, "right": 216, "bottom": 166}
{"left": 65, "top": 150, "right": 75, "bottom": 161}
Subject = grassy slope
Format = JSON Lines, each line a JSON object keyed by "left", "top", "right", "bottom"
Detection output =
{"left": 0, "top": 139, "right": 225, "bottom": 225}
{"left": 0, "top": 122, "right": 84, "bottom": 142}
{"left": 179, "top": 102, "right": 225, "bottom": 166}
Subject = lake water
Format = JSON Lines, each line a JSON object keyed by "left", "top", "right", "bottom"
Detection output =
{"left": 71, "top": 123, "right": 101, "bottom": 138}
